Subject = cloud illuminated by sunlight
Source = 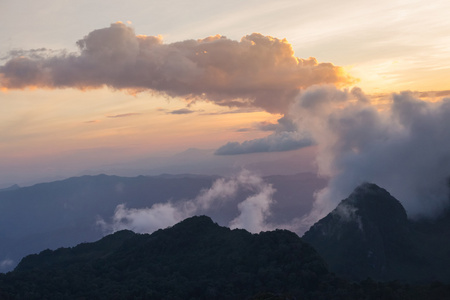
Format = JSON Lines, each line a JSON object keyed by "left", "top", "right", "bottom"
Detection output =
{"left": 0, "top": 22, "right": 355, "bottom": 114}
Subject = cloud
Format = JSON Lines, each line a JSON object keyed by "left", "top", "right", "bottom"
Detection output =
{"left": 107, "top": 113, "right": 141, "bottom": 118}
{"left": 256, "top": 116, "right": 298, "bottom": 133}
{"left": 96, "top": 203, "right": 184, "bottom": 234}
{"left": 0, "top": 22, "right": 354, "bottom": 114}
{"left": 0, "top": 48, "right": 61, "bottom": 61}
{"left": 194, "top": 176, "right": 240, "bottom": 210}
{"left": 235, "top": 128, "right": 251, "bottom": 132}
{"left": 229, "top": 183, "right": 275, "bottom": 233}
{"left": 169, "top": 108, "right": 196, "bottom": 114}
{"left": 215, "top": 131, "right": 313, "bottom": 155}
{"left": 215, "top": 115, "right": 312, "bottom": 155}
{"left": 200, "top": 107, "right": 261, "bottom": 115}
{"left": 0, "top": 259, "right": 14, "bottom": 272}
{"left": 288, "top": 85, "right": 450, "bottom": 225}
{"left": 98, "top": 170, "right": 278, "bottom": 234}
{"left": 257, "top": 121, "right": 279, "bottom": 132}
{"left": 434, "top": 90, "right": 450, "bottom": 97}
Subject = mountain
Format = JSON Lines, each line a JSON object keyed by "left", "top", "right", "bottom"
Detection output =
{"left": 2, "top": 216, "right": 450, "bottom": 300}
{"left": 0, "top": 184, "right": 20, "bottom": 192}
{"left": 0, "top": 216, "right": 329, "bottom": 299}
{"left": 0, "top": 172, "right": 325, "bottom": 272}
{"left": 0, "top": 174, "right": 215, "bottom": 273}
{"left": 303, "top": 183, "right": 450, "bottom": 282}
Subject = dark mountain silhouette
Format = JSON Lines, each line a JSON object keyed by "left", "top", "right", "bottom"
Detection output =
{"left": 0, "top": 173, "right": 326, "bottom": 272}
{"left": 303, "top": 182, "right": 450, "bottom": 282}
{"left": 0, "top": 216, "right": 329, "bottom": 299}
{"left": 1, "top": 216, "right": 450, "bottom": 299}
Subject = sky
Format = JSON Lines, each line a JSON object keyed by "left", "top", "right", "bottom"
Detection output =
{"left": 1, "top": 0, "right": 450, "bottom": 224}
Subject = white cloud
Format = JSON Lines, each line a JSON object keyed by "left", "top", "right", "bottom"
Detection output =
{"left": 98, "top": 170, "right": 279, "bottom": 234}
{"left": 229, "top": 184, "right": 275, "bottom": 233}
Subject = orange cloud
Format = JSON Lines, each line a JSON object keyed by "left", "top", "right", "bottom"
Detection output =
{"left": 0, "top": 23, "right": 355, "bottom": 114}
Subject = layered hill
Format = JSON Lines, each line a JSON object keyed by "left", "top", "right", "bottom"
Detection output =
{"left": 303, "top": 183, "right": 450, "bottom": 282}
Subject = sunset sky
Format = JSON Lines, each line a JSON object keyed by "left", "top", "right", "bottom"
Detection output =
{"left": 1, "top": 0, "right": 450, "bottom": 218}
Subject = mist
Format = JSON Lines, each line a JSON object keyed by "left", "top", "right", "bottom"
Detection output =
{"left": 289, "top": 86, "right": 450, "bottom": 224}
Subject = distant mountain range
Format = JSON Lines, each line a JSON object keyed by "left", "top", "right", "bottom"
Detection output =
{"left": 0, "top": 172, "right": 325, "bottom": 272}
{"left": 303, "top": 183, "right": 450, "bottom": 282}
{"left": 0, "top": 185, "right": 20, "bottom": 193}
{"left": 1, "top": 216, "right": 449, "bottom": 299}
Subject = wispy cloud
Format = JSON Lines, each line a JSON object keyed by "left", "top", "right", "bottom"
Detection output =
{"left": 107, "top": 113, "right": 141, "bottom": 118}
{"left": 418, "top": 90, "right": 450, "bottom": 98}
{"left": 257, "top": 121, "right": 279, "bottom": 132}
{"left": 0, "top": 48, "right": 61, "bottom": 61}
{"left": 0, "top": 259, "right": 14, "bottom": 270}
{"left": 168, "top": 108, "right": 196, "bottom": 115}
{"left": 215, "top": 116, "right": 309, "bottom": 155}
{"left": 235, "top": 128, "right": 251, "bottom": 132}
{"left": 200, "top": 107, "right": 262, "bottom": 115}
{"left": 215, "top": 131, "right": 313, "bottom": 155}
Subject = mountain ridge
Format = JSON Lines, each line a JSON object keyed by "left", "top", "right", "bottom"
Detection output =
{"left": 1, "top": 215, "right": 330, "bottom": 299}
{"left": 303, "top": 182, "right": 450, "bottom": 282}
{"left": 2, "top": 215, "right": 450, "bottom": 299}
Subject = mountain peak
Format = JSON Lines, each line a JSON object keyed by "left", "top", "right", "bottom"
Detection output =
{"left": 0, "top": 184, "right": 20, "bottom": 192}
{"left": 174, "top": 215, "right": 215, "bottom": 227}
{"left": 303, "top": 183, "right": 411, "bottom": 281}
{"left": 351, "top": 182, "right": 389, "bottom": 196}
{"left": 348, "top": 182, "right": 395, "bottom": 201}
{"left": 340, "top": 182, "right": 407, "bottom": 225}
{"left": 155, "top": 215, "right": 223, "bottom": 237}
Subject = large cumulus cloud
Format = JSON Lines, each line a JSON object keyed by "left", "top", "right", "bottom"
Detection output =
{"left": 0, "top": 22, "right": 353, "bottom": 113}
